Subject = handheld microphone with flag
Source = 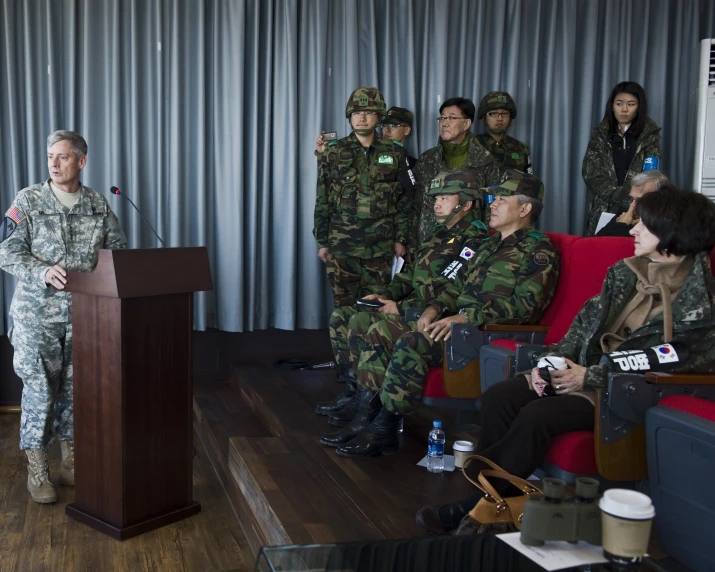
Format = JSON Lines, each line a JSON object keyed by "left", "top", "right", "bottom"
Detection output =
{"left": 110, "top": 186, "right": 166, "bottom": 247}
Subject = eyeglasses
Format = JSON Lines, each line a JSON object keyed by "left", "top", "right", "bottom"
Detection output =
{"left": 437, "top": 116, "right": 467, "bottom": 123}
{"left": 383, "top": 123, "right": 406, "bottom": 129}
{"left": 352, "top": 111, "right": 378, "bottom": 118}
{"left": 487, "top": 111, "right": 511, "bottom": 119}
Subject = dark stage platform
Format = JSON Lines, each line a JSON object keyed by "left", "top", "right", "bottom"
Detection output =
{"left": 193, "top": 361, "right": 477, "bottom": 558}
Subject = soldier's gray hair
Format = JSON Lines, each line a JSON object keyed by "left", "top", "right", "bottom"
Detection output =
{"left": 517, "top": 194, "right": 543, "bottom": 222}
{"left": 46, "top": 131, "right": 88, "bottom": 159}
{"left": 631, "top": 170, "right": 668, "bottom": 190}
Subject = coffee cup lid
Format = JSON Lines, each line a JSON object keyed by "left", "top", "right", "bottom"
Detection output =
{"left": 599, "top": 489, "right": 655, "bottom": 520}
{"left": 453, "top": 440, "right": 475, "bottom": 452}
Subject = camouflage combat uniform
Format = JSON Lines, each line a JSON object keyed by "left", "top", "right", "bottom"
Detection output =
{"left": 314, "top": 132, "right": 409, "bottom": 307}
{"left": 0, "top": 182, "right": 127, "bottom": 449}
{"left": 582, "top": 117, "right": 662, "bottom": 236}
{"left": 356, "top": 169, "right": 559, "bottom": 413}
{"left": 412, "top": 133, "right": 500, "bottom": 250}
{"left": 544, "top": 252, "right": 715, "bottom": 392}
{"left": 328, "top": 210, "right": 488, "bottom": 369}
{"left": 475, "top": 134, "right": 532, "bottom": 174}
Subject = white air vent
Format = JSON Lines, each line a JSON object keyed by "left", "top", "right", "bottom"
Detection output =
{"left": 693, "top": 39, "right": 715, "bottom": 199}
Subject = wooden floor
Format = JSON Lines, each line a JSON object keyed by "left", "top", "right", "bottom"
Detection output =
{"left": 194, "top": 361, "right": 479, "bottom": 560}
{"left": 0, "top": 414, "right": 253, "bottom": 572}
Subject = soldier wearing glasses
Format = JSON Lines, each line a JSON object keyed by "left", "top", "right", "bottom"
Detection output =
{"left": 475, "top": 91, "right": 532, "bottom": 174}
{"left": 414, "top": 98, "right": 500, "bottom": 249}
{"left": 313, "top": 87, "right": 410, "bottom": 307}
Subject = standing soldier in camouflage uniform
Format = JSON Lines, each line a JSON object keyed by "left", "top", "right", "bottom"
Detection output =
{"left": 0, "top": 131, "right": 127, "bottom": 503}
{"left": 333, "top": 171, "right": 560, "bottom": 458}
{"left": 413, "top": 97, "right": 500, "bottom": 249}
{"left": 475, "top": 91, "right": 532, "bottom": 174}
{"left": 316, "top": 169, "right": 488, "bottom": 440}
{"left": 582, "top": 81, "right": 661, "bottom": 236}
{"left": 313, "top": 88, "right": 410, "bottom": 307}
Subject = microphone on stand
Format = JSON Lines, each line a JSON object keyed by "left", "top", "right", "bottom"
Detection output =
{"left": 110, "top": 186, "right": 166, "bottom": 247}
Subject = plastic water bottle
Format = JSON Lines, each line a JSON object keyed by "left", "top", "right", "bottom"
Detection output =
{"left": 427, "top": 420, "right": 446, "bottom": 473}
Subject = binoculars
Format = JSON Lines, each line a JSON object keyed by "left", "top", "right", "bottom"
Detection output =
{"left": 520, "top": 477, "right": 602, "bottom": 546}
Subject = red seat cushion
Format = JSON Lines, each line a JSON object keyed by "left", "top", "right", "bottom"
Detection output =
{"left": 490, "top": 339, "right": 522, "bottom": 351}
{"left": 544, "top": 430, "right": 598, "bottom": 475}
{"left": 423, "top": 367, "right": 449, "bottom": 399}
{"left": 659, "top": 395, "right": 715, "bottom": 423}
{"left": 543, "top": 236, "right": 634, "bottom": 344}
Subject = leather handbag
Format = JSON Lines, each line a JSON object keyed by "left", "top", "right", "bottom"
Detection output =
{"left": 458, "top": 455, "right": 542, "bottom": 534}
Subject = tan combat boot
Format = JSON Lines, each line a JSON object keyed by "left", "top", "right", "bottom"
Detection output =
{"left": 59, "top": 441, "right": 74, "bottom": 486}
{"left": 26, "top": 449, "right": 58, "bottom": 504}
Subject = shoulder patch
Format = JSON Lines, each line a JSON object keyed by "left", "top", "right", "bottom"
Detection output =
{"left": 1, "top": 217, "right": 18, "bottom": 242}
{"left": 459, "top": 246, "right": 475, "bottom": 260}
{"left": 527, "top": 231, "right": 545, "bottom": 239}
{"left": 511, "top": 152, "right": 521, "bottom": 159}
{"left": 533, "top": 252, "right": 550, "bottom": 266}
{"left": 392, "top": 140, "right": 404, "bottom": 147}
{"left": 377, "top": 154, "right": 394, "bottom": 165}
{"left": 6, "top": 206, "right": 25, "bottom": 225}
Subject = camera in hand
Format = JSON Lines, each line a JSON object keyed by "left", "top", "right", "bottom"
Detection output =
{"left": 323, "top": 131, "right": 338, "bottom": 141}
{"left": 520, "top": 477, "right": 602, "bottom": 547}
{"left": 355, "top": 298, "right": 385, "bottom": 310}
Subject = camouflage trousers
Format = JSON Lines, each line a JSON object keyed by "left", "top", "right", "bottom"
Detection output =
{"left": 329, "top": 307, "right": 400, "bottom": 368}
{"left": 9, "top": 321, "right": 73, "bottom": 450}
{"left": 325, "top": 255, "right": 392, "bottom": 307}
{"left": 356, "top": 319, "right": 443, "bottom": 415}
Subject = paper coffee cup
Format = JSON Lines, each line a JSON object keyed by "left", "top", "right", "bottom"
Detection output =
{"left": 452, "top": 440, "right": 475, "bottom": 470}
{"left": 599, "top": 489, "right": 655, "bottom": 565}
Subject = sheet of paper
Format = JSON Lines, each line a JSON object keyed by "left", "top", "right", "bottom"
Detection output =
{"left": 594, "top": 212, "right": 616, "bottom": 234}
{"left": 497, "top": 532, "right": 607, "bottom": 571}
{"left": 416, "top": 454, "right": 456, "bottom": 472}
{"left": 391, "top": 256, "right": 405, "bottom": 279}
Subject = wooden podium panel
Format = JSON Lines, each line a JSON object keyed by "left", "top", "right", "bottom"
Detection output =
{"left": 64, "top": 248, "right": 211, "bottom": 540}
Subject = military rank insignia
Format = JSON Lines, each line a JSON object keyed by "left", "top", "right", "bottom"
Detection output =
{"left": 377, "top": 155, "right": 394, "bottom": 165}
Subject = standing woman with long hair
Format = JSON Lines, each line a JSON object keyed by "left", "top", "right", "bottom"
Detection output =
{"left": 582, "top": 81, "right": 662, "bottom": 236}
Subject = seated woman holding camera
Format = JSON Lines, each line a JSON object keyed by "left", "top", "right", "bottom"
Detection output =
{"left": 416, "top": 184, "right": 715, "bottom": 534}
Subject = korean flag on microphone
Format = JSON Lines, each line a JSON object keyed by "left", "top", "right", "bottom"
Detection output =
{"left": 651, "top": 344, "right": 679, "bottom": 364}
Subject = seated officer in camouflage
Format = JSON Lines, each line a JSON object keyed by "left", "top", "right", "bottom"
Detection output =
{"left": 413, "top": 98, "right": 501, "bottom": 249}
{"left": 0, "top": 130, "right": 127, "bottom": 503}
{"left": 313, "top": 87, "right": 410, "bottom": 307}
{"left": 316, "top": 168, "right": 489, "bottom": 435}
{"left": 331, "top": 170, "right": 560, "bottom": 459}
{"left": 475, "top": 91, "right": 532, "bottom": 174}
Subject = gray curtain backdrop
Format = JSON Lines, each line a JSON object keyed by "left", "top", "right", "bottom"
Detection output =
{"left": 1, "top": 0, "right": 714, "bottom": 335}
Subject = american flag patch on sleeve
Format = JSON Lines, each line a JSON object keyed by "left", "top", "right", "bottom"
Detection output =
{"left": 7, "top": 206, "right": 25, "bottom": 224}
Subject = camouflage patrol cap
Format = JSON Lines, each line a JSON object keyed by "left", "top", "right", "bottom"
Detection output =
{"left": 429, "top": 168, "right": 483, "bottom": 202}
{"left": 345, "top": 87, "right": 387, "bottom": 119}
{"left": 477, "top": 91, "right": 517, "bottom": 120}
{"left": 381, "top": 106, "right": 413, "bottom": 127}
{"left": 493, "top": 169, "right": 544, "bottom": 201}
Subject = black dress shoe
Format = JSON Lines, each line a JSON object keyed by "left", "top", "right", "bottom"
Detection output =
{"left": 415, "top": 492, "right": 486, "bottom": 534}
{"left": 315, "top": 381, "right": 357, "bottom": 416}
{"left": 320, "top": 391, "right": 378, "bottom": 447}
{"left": 335, "top": 408, "right": 402, "bottom": 458}
{"left": 415, "top": 504, "right": 453, "bottom": 534}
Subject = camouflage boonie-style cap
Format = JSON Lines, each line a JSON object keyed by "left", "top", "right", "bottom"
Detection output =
{"left": 429, "top": 168, "right": 483, "bottom": 201}
{"left": 477, "top": 91, "right": 517, "bottom": 120}
{"left": 381, "top": 106, "right": 413, "bottom": 127}
{"left": 345, "top": 87, "right": 387, "bottom": 118}
{"left": 492, "top": 169, "right": 544, "bottom": 201}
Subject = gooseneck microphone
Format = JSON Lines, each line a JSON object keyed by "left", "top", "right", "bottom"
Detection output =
{"left": 110, "top": 186, "right": 166, "bottom": 247}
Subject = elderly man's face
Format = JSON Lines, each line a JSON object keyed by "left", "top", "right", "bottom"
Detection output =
{"left": 47, "top": 140, "right": 86, "bottom": 189}
{"left": 629, "top": 181, "right": 656, "bottom": 201}
{"left": 439, "top": 105, "right": 471, "bottom": 144}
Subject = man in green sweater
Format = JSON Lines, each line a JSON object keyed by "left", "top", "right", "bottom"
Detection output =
{"left": 413, "top": 98, "right": 500, "bottom": 250}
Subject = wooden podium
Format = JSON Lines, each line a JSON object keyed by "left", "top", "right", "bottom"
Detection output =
{"left": 64, "top": 247, "right": 213, "bottom": 540}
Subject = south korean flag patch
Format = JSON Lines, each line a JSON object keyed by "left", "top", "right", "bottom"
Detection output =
{"left": 651, "top": 344, "right": 679, "bottom": 364}
{"left": 459, "top": 246, "right": 475, "bottom": 260}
